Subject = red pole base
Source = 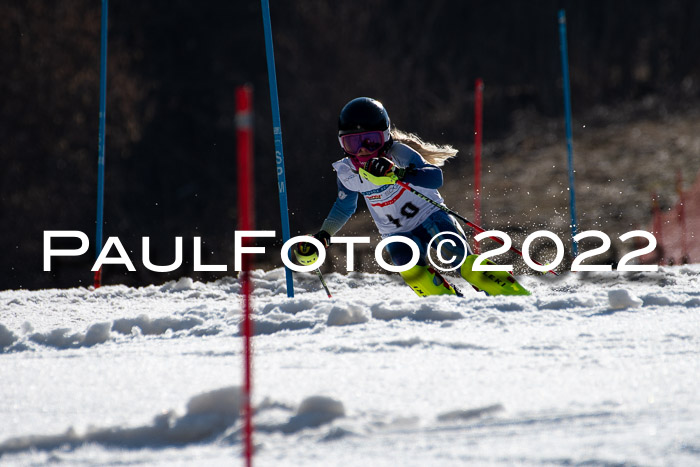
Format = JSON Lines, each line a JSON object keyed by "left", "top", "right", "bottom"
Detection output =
{"left": 93, "top": 268, "right": 102, "bottom": 289}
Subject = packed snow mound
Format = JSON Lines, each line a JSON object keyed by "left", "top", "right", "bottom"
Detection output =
{"left": 608, "top": 289, "right": 644, "bottom": 309}
{"left": 28, "top": 322, "right": 112, "bottom": 348}
{"left": 0, "top": 386, "right": 350, "bottom": 456}
{"left": 186, "top": 386, "right": 242, "bottom": 417}
{"left": 327, "top": 304, "right": 370, "bottom": 326}
{"left": 112, "top": 314, "right": 204, "bottom": 335}
{"left": 255, "top": 395, "right": 347, "bottom": 435}
{"left": 0, "top": 386, "right": 241, "bottom": 455}
{"left": 0, "top": 324, "right": 18, "bottom": 350}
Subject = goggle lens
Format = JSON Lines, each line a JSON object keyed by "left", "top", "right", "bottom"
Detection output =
{"left": 339, "top": 131, "right": 385, "bottom": 155}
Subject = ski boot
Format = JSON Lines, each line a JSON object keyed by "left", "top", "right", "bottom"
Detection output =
{"left": 400, "top": 264, "right": 462, "bottom": 297}
{"left": 460, "top": 255, "right": 530, "bottom": 296}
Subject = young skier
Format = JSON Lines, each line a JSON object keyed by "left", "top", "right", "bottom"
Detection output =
{"left": 295, "top": 97, "right": 529, "bottom": 296}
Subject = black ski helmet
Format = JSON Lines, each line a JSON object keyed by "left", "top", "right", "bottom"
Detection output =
{"left": 338, "top": 97, "right": 391, "bottom": 136}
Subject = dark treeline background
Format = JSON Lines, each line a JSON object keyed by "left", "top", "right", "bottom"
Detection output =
{"left": 2, "top": 0, "right": 700, "bottom": 289}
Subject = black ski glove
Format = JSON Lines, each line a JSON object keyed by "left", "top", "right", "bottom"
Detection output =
{"left": 364, "top": 157, "right": 395, "bottom": 177}
{"left": 364, "top": 158, "right": 414, "bottom": 180}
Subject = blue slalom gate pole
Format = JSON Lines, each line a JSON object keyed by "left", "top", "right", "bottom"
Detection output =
{"left": 558, "top": 9, "right": 579, "bottom": 257}
{"left": 261, "top": 0, "right": 295, "bottom": 297}
{"left": 94, "top": 0, "right": 109, "bottom": 288}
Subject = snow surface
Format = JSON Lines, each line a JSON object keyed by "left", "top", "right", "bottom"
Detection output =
{"left": 1, "top": 266, "right": 699, "bottom": 466}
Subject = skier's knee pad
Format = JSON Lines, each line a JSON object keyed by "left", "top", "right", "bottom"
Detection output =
{"left": 400, "top": 264, "right": 457, "bottom": 297}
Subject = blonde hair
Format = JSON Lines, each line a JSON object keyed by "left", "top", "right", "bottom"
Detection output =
{"left": 391, "top": 128, "right": 458, "bottom": 166}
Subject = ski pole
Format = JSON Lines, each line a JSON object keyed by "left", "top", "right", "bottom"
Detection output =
{"left": 395, "top": 180, "right": 558, "bottom": 276}
{"left": 315, "top": 268, "right": 332, "bottom": 298}
{"left": 293, "top": 240, "right": 333, "bottom": 297}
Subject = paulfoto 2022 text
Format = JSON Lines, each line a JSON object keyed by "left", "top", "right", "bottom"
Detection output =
{"left": 43, "top": 229, "right": 658, "bottom": 274}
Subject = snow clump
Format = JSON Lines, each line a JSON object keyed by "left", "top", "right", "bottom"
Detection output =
{"left": 608, "top": 289, "right": 643, "bottom": 310}
{"left": 327, "top": 304, "right": 370, "bottom": 326}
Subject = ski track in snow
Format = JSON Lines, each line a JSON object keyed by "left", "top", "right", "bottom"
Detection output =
{"left": 0, "top": 266, "right": 699, "bottom": 466}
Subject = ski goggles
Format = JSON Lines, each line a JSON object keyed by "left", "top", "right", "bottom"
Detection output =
{"left": 338, "top": 129, "right": 390, "bottom": 155}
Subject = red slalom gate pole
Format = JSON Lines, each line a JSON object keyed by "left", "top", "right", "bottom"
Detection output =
{"left": 473, "top": 78, "right": 484, "bottom": 254}
{"left": 236, "top": 85, "right": 254, "bottom": 467}
{"left": 676, "top": 171, "right": 689, "bottom": 263}
{"left": 651, "top": 192, "right": 664, "bottom": 264}
{"left": 93, "top": 268, "right": 102, "bottom": 289}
